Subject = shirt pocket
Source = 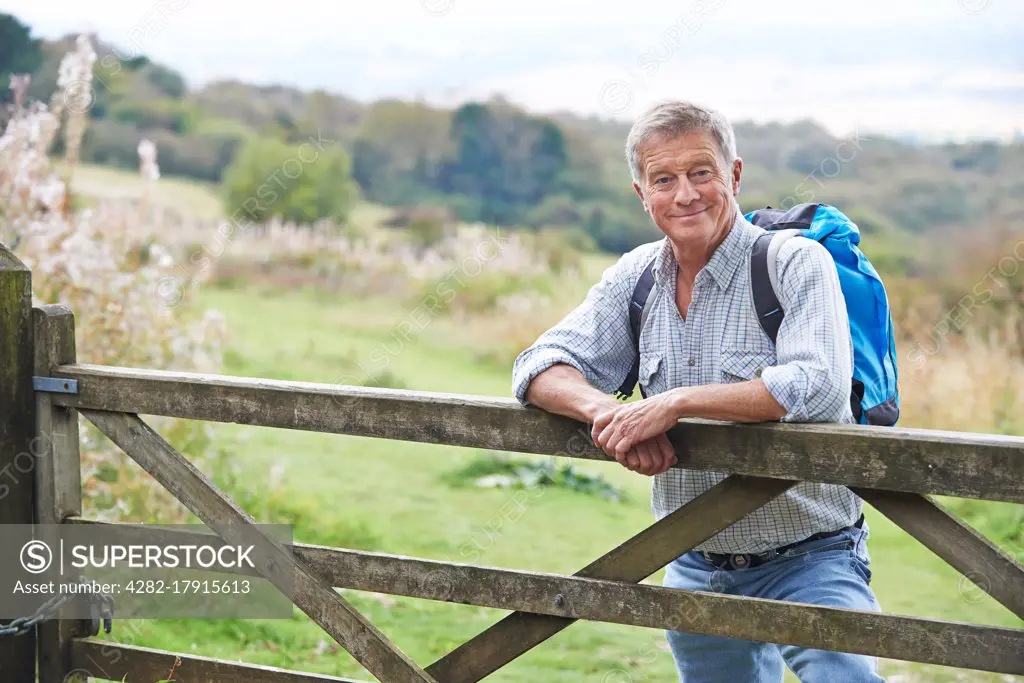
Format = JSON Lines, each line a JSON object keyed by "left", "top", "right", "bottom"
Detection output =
{"left": 720, "top": 347, "right": 776, "bottom": 384}
{"left": 638, "top": 351, "right": 663, "bottom": 395}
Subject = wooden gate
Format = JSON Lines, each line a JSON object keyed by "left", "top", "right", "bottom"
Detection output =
{"left": 2, "top": 247, "right": 1023, "bottom": 681}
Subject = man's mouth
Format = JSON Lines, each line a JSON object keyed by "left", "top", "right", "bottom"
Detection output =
{"left": 670, "top": 207, "right": 708, "bottom": 219}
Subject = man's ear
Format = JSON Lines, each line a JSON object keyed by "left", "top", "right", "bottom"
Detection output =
{"left": 633, "top": 181, "right": 648, "bottom": 212}
{"left": 731, "top": 158, "right": 743, "bottom": 196}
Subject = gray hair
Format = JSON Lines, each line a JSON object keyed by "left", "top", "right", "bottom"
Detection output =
{"left": 625, "top": 100, "right": 737, "bottom": 184}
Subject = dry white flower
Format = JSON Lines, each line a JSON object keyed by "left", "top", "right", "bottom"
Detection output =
{"left": 1, "top": 33, "right": 226, "bottom": 524}
{"left": 138, "top": 139, "right": 160, "bottom": 181}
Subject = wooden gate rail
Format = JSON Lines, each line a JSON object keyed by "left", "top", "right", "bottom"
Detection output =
{"left": 66, "top": 518, "right": 1024, "bottom": 676}
{"left": 70, "top": 640, "right": 367, "bottom": 683}
{"left": 45, "top": 363, "right": 1024, "bottom": 503}
{"left": 5, "top": 281, "right": 1022, "bottom": 680}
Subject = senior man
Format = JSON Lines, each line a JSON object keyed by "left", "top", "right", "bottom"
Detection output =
{"left": 511, "top": 101, "right": 883, "bottom": 682}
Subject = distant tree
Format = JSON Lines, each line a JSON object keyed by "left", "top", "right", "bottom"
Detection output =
{"left": 737, "top": 194, "right": 778, "bottom": 215}
{"left": 525, "top": 194, "right": 583, "bottom": 229}
{"left": 440, "top": 102, "right": 568, "bottom": 224}
{"left": 0, "top": 13, "right": 43, "bottom": 87}
{"left": 783, "top": 140, "right": 841, "bottom": 175}
{"left": 884, "top": 180, "right": 972, "bottom": 232}
{"left": 552, "top": 127, "right": 609, "bottom": 201}
{"left": 88, "top": 51, "right": 147, "bottom": 120}
{"left": 578, "top": 198, "right": 662, "bottom": 254}
{"left": 24, "top": 41, "right": 63, "bottom": 102}
{"left": 109, "top": 97, "right": 195, "bottom": 134}
{"left": 80, "top": 120, "right": 141, "bottom": 170}
{"left": 950, "top": 141, "right": 1002, "bottom": 175}
{"left": 290, "top": 88, "right": 363, "bottom": 146}
{"left": 844, "top": 206, "right": 900, "bottom": 237}
{"left": 123, "top": 55, "right": 149, "bottom": 71}
{"left": 144, "top": 63, "right": 187, "bottom": 98}
{"left": 222, "top": 136, "right": 355, "bottom": 224}
{"left": 80, "top": 119, "right": 247, "bottom": 182}
{"left": 350, "top": 99, "right": 452, "bottom": 204}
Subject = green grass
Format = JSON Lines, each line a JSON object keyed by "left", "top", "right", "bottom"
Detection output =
{"left": 88, "top": 284, "right": 1022, "bottom": 683}
{"left": 67, "top": 163, "right": 396, "bottom": 228}
{"left": 68, "top": 163, "right": 225, "bottom": 220}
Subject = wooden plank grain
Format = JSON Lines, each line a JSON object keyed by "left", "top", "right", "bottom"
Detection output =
{"left": 33, "top": 305, "right": 90, "bottom": 683}
{"left": 68, "top": 519, "right": 1024, "bottom": 675}
{"left": 80, "top": 409, "right": 436, "bottom": 683}
{"left": 50, "top": 364, "right": 1024, "bottom": 502}
{"left": 32, "top": 305, "right": 82, "bottom": 525}
{"left": 0, "top": 242, "right": 35, "bottom": 683}
{"left": 854, "top": 488, "right": 1024, "bottom": 620}
{"left": 427, "top": 475, "right": 797, "bottom": 682}
{"left": 296, "top": 556, "right": 1024, "bottom": 675}
{"left": 69, "top": 639, "right": 369, "bottom": 683}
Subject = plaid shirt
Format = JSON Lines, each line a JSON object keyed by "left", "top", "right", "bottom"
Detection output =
{"left": 512, "top": 213, "right": 861, "bottom": 553}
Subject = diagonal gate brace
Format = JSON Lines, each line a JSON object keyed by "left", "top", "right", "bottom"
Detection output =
{"left": 428, "top": 474, "right": 798, "bottom": 682}
{"left": 81, "top": 409, "right": 436, "bottom": 683}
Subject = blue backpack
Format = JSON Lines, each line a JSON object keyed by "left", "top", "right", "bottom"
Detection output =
{"left": 615, "top": 203, "right": 900, "bottom": 426}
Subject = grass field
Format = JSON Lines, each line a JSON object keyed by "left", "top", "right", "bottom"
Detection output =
{"left": 67, "top": 163, "right": 395, "bottom": 227}
{"left": 65, "top": 163, "right": 225, "bottom": 220}
{"left": 79, "top": 281, "right": 1023, "bottom": 683}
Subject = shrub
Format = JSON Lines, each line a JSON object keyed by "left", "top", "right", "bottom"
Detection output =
{"left": 443, "top": 452, "right": 626, "bottom": 503}
{"left": 221, "top": 136, "right": 355, "bottom": 224}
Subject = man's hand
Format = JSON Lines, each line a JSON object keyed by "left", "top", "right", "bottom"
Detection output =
{"left": 521, "top": 363, "right": 680, "bottom": 476}
{"left": 591, "top": 393, "right": 679, "bottom": 476}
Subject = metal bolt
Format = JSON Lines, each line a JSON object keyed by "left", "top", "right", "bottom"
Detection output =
{"left": 554, "top": 594, "right": 565, "bottom": 608}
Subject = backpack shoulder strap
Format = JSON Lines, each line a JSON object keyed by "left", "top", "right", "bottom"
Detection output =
{"left": 615, "top": 257, "right": 657, "bottom": 400}
{"left": 750, "top": 229, "right": 801, "bottom": 344}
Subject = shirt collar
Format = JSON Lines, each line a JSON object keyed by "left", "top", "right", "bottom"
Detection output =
{"left": 652, "top": 212, "right": 761, "bottom": 291}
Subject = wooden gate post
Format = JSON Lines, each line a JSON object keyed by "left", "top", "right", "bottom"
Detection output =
{"left": 0, "top": 242, "right": 36, "bottom": 683}
{"left": 34, "top": 305, "right": 85, "bottom": 683}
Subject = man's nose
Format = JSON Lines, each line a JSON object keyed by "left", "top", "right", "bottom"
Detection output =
{"left": 674, "top": 178, "right": 700, "bottom": 205}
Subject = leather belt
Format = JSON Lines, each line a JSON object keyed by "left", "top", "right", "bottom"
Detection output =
{"left": 701, "top": 514, "right": 864, "bottom": 571}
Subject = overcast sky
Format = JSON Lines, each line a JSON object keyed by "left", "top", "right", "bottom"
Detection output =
{"left": 4, "top": 0, "right": 1023, "bottom": 141}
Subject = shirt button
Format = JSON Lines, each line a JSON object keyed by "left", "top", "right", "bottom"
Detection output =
{"left": 755, "top": 368, "right": 763, "bottom": 377}
{"left": 688, "top": 358, "right": 696, "bottom": 367}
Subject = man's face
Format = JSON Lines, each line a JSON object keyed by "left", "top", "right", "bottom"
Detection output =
{"left": 632, "top": 129, "right": 742, "bottom": 246}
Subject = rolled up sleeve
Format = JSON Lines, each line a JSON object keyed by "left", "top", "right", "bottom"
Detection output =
{"left": 758, "top": 238, "right": 854, "bottom": 423}
{"left": 512, "top": 255, "right": 640, "bottom": 406}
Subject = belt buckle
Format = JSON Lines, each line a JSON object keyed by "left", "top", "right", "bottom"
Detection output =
{"left": 728, "top": 553, "right": 751, "bottom": 570}
{"left": 702, "top": 551, "right": 730, "bottom": 570}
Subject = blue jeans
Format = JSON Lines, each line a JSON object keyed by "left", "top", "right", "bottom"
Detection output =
{"left": 663, "top": 524, "right": 885, "bottom": 682}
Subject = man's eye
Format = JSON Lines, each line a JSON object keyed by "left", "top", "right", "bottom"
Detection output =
{"left": 655, "top": 176, "right": 671, "bottom": 184}
{"left": 693, "top": 170, "right": 711, "bottom": 178}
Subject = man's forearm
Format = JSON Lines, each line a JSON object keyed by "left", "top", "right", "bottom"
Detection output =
{"left": 668, "top": 379, "right": 788, "bottom": 423}
{"left": 523, "top": 364, "right": 621, "bottom": 423}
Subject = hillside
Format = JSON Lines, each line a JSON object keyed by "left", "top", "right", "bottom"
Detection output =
{"left": 3, "top": 12, "right": 1022, "bottom": 275}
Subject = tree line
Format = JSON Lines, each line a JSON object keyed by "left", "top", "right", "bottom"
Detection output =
{"left": 3, "top": 11, "right": 1021, "bottom": 263}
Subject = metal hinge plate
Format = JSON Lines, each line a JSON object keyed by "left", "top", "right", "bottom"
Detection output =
{"left": 32, "top": 376, "right": 79, "bottom": 394}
